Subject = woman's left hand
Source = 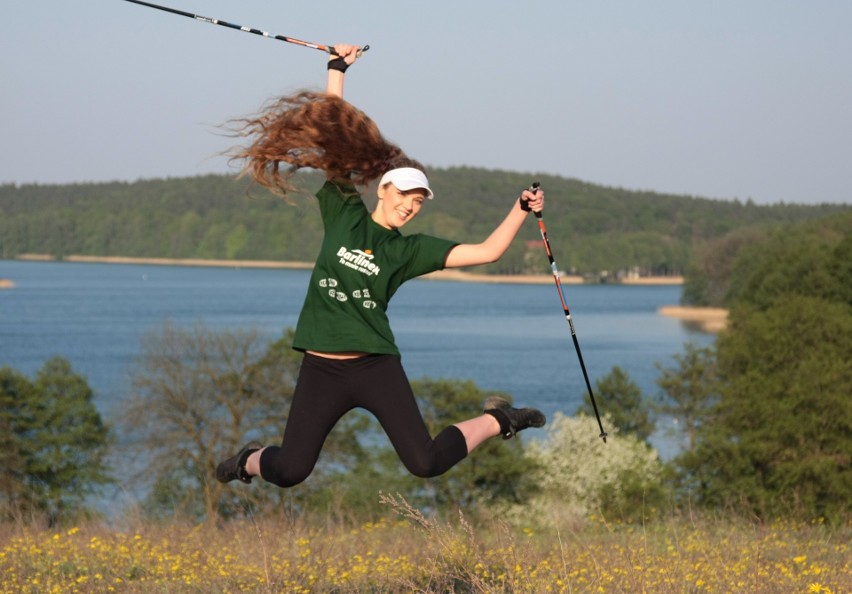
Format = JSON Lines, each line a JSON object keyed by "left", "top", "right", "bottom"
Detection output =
{"left": 520, "top": 187, "right": 544, "bottom": 213}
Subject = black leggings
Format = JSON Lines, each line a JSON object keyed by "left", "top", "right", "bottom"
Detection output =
{"left": 259, "top": 352, "right": 469, "bottom": 488}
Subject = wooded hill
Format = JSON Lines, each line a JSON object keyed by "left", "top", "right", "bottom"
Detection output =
{"left": 1, "top": 168, "right": 846, "bottom": 277}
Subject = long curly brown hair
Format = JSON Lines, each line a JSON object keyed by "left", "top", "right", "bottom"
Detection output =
{"left": 228, "top": 91, "right": 423, "bottom": 196}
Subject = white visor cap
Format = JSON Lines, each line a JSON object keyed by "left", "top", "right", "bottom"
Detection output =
{"left": 378, "top": 167, "right": 434, "bottom": 199}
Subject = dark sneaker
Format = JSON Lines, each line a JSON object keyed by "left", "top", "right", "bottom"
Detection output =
{"left": 216, "top": 441, "right": 264, "bottom": 484}
{"left": 484, "top": 396, "right": 546, "bottom": 440}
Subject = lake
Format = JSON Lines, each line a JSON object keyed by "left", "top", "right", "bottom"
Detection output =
{"left": 0, "top": 260, "right": 714, "bottom": 456}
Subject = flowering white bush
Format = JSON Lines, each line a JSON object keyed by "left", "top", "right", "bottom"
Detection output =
{"left": 522, "top": 412, "right": 664, "bottom": 522}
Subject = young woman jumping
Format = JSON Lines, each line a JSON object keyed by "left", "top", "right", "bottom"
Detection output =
{"left": 217, "top": 44, "right": 546, "bottom": 488}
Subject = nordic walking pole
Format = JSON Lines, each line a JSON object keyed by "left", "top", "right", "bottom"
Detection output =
{"left": 524, "top": 183, "right": 607, "bottom": 442}
{"left": 123, "top": 0, "right": 369, "bottom": 57}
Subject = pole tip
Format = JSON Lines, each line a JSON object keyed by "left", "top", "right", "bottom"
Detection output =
{"left": 600, "top": 432, "right": 608, "bottom": 443}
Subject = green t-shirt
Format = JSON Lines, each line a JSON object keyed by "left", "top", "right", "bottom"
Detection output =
{"left": 292, "top": 180, "right": 459, "bottom": 355}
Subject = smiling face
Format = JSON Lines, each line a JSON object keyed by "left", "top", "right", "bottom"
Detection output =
{"left": 372, "top": 182, "right": 428, "bottom": 230}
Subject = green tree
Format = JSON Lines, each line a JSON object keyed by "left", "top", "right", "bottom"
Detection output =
{"left": 0, "top": 368, "right": 30, "bottom": 515}
{"left": 225, "top": 223, "right": 250, "bottom": 259}
{"left": 679, "top": 296, "right": 851, "bottom": 521}
{"left": 682, "top": 227, "right": 766, "bottom": 306}
{"left": 576, "top": 366, "right": 654, "bottom": 442}
{"left": 0, "top": 358, "right": 111, "bottom": 522}
{"left": 654, "top": 343, "right": 719, "bottom": 452}
{"left": 826, "top": 233, "right": 852, "bottom": 305}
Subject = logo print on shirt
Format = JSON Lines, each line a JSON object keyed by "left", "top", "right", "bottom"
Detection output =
{"left": 318, "top": 278, "right": 346, "bottom": 301}
{"left": 337, "top": 246, "right": 381, "bottom": 277}
{"left": 352, "top": 288, "right": 376, "bottom": 308}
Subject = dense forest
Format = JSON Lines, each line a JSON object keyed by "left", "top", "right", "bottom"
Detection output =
{"left": 1, "top": 167, "right": 847, "bottom": 278}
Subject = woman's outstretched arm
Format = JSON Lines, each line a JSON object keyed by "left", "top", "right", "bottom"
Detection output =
{"left": 444, "top": 187, "right": 544, "bottom": 268}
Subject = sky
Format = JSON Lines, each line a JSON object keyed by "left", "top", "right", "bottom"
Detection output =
{"left": 2, "top": 1, "right": 851, "bottom": 205}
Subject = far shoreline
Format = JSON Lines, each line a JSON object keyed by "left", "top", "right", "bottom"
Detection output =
{"left": 12, "top": 254, "right": 686, "bottom": 286}
{"left": 12, "top": 253, "right": 312, "bottom": 270}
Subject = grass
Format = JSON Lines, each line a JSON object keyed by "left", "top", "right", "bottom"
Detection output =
{"left": 1, "top": 496, "right": 848, "bottom": 593}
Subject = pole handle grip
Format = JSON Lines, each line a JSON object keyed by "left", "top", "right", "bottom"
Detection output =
{"left": 520, "top": 181, "right": 541, "bottom": 214}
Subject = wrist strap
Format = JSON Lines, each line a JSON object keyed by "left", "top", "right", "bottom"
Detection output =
{"left": 327, "top": 57, "right": 349, "bottom": 73}
{"left": 520, "top": 182, "right": 540, "bottom": 212}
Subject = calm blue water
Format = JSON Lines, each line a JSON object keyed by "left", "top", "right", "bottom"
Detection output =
{"left": 0, "top": 260, "right": 713, "bottom": 455}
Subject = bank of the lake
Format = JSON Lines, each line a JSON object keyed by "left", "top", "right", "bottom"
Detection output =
{"left": 14, "top": 254, "right": 688, "bottom": 287}
{"left": 658, "top": 305, "right": 729, "bottom": 332}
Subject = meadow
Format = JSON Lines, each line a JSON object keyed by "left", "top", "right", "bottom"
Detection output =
{"left": 1, "top": 496, "right": 848, "bottom": 594}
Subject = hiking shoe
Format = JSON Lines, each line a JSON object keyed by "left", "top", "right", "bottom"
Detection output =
{"left": 216, "top": 441, "right": 264, "bottom": 484}
{"left": 484, "top": 396, "right": 546, "bottom": 440}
